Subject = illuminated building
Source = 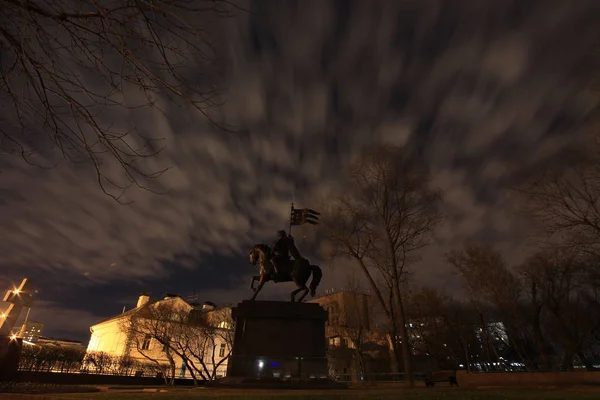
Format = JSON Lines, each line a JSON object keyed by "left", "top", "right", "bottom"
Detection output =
{"left": 16, "top": 322, "right": 44, "bottom": 343}
{"left": 308, "top": 289, "right": 390, "bottom": 379}
{"left": 86, "top": 293, "right": 232, "bottom": 379}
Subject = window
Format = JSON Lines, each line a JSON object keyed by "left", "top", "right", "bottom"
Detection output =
{"left": 219, "top": 343, "right": 226, "bottom": 357}
{"left": 163, "top": 343, "right": 169, "bottom": 352}
{"left": 141, "top": 335, "right": 151, "bottom": 350}
{"left": 341, "top": 338, "right": 348, "bottom": 348}
{"left": 218, "top": 321, "right": 230, "bottom": 329}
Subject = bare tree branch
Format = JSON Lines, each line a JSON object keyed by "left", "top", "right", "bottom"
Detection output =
{"left": 515, "top": 140, "right": 600, "bottom": 254}
{"left": 0, "top": 0, "right": 241, "bottom": 201}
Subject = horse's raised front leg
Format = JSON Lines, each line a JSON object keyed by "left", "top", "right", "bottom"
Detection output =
{"left": 250, "top": 275, "right": 260, "bottom": 291}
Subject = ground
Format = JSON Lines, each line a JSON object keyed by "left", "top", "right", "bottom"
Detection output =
{"left": 47, "top": 387, "right": 600, "bottom": 400}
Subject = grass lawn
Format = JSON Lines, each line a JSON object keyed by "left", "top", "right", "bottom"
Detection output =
{"left": 54, "top": 387, "right": 600, "bottom": 400}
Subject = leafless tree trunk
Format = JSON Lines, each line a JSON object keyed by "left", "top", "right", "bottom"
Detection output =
{"left": 530, "top": 281, "right": 550, "bottom": 370}
{"left": 519, "top": 248, "right": 600, "bottom": 371}
{"left": 179, "top": 307, "right": 234, "bottom": 381}
{"left": 318, "top": 144, "right": 442, "bottom": 387}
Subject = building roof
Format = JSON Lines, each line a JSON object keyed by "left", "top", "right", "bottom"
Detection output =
{"left": 91, "top": 296, "right": 229, "bottom": 328}
{"left": 92, "top": 305, "right": 149, "bottom": 327}
{"left": 308, "top": 289, "right": 370, "bottom": 303}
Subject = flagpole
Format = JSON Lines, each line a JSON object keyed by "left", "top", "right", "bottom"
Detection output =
{"left": 289, "top": 203, "right": 294, "bottom": 235}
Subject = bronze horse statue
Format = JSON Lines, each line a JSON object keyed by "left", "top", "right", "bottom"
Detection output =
{"left": 248, "top": 244, "right": 322, "bottom": 302}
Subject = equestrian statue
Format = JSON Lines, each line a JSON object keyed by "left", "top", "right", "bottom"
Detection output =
{"left": 249, "top": 229, "right": 323, "bottom": 302}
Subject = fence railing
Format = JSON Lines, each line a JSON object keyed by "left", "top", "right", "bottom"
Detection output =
{"left": 331, "top": 372, "right": 441, "bottom": 382}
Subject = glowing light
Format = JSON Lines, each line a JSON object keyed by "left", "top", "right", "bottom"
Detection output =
{"left": 258, "top": 360, "right": 264, "bottom": 370}
{"left": 13, "top": 289, "right": 20, "bottom": 294}
{"left": 10, "top": 334, "right": 17, "bottom": 340}
{"left": 0, "top": 314, "right": 6, "bottom": 318}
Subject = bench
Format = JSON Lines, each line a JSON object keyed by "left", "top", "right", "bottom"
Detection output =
{"left": 424, "top": 372, "right": 459, "bottom": 388}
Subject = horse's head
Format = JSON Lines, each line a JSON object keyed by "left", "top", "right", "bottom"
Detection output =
{"left": 249, "top": 244, "right": 270, "bottom": 267}
{"left": 248, "top": 246, "right": 258, "bottom": 265}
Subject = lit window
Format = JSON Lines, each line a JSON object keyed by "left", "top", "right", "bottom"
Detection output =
{"left": 218, "top": 321, "right": 230, "bottom": 329}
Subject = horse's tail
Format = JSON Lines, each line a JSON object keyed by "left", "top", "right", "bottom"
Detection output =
{"left": 309, "top": 265, "right": 322, "bottom": 297}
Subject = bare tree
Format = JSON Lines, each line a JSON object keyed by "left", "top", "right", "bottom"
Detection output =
{"left": 519, "top": 248, "right": 600, "bottom": 370}
{"left": 120, "top": 300, "right": 188, "bottom": 385}
{"left": 405, "top": 287, "right": 471, "bottom": 371}
{"left": 0, "top": 0, "right": 239, "bottom": 200}
{"left": 318, "top": 144, "right": 443, "bottom": 386}
{"left": 171, "top": 307, "right": 234, "bottom": 381}
{"left": 516, "top": 143, "right": 600, "bottom": 253}
{"left": 447, "top": 244, "right": 535, "bottom": 371}
{"left": 120, "top": 299, "right": 233, "bottom": 384}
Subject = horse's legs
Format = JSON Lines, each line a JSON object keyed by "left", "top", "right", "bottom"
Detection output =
{"left": 251, "top": 275, "right": 268, "bottom": 301}
{"left": 290, "top": 286, "right": 303, "bottom": 302}
{"left": 297, "top": 287, "right": 310, "bottom": 302}
{"left": 291, "top": 283, "right": 309, "bottom": 302}
{"left": 250, "top": 275, "right": 260, "bottom": 291}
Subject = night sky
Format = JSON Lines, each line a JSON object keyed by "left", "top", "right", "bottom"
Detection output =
{"left": 1, "top": 0, "right": 599, "bottom": 342}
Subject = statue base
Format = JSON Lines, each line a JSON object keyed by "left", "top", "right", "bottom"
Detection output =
{"left": 0, "top": 336, "right": 22, "bottom": 382}
{"left": 225, "top": 300, "right": 330, "bottom": 381}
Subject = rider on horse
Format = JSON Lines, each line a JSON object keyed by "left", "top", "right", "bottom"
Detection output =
{"left": 271, "top": 230, "right": 290, "bottom": 276}
{"left": 249, "top": 231, "right": 322, "bottom": 302}
{"left": 271, "top": 230, "right": 305, "bottom": 275}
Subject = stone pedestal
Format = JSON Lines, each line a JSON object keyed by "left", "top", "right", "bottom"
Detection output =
{"left": 226, "top": 301, "right": 328, "bottom": 380}
{"left": 0, "top": 336, "right": 22, "bottom": 382}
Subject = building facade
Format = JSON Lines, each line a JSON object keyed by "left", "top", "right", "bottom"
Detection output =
{"left": 16, "top": 322, "right": 44, "bottom": 343}
{"left": 308, "top": 290, "right": 390, "bottom": 380}
{"left": 86, "top": 293, "right": 232, "bottom": 380}
{"left": 86, "top": 289, "right": 396, "bottom": 381}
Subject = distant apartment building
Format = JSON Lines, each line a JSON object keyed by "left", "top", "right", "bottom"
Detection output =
{"left": 86, "top": 293, "right": 232, "bottom": 379}
{"left": 17, "top": 322, "right": 44, "bottom": 343}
